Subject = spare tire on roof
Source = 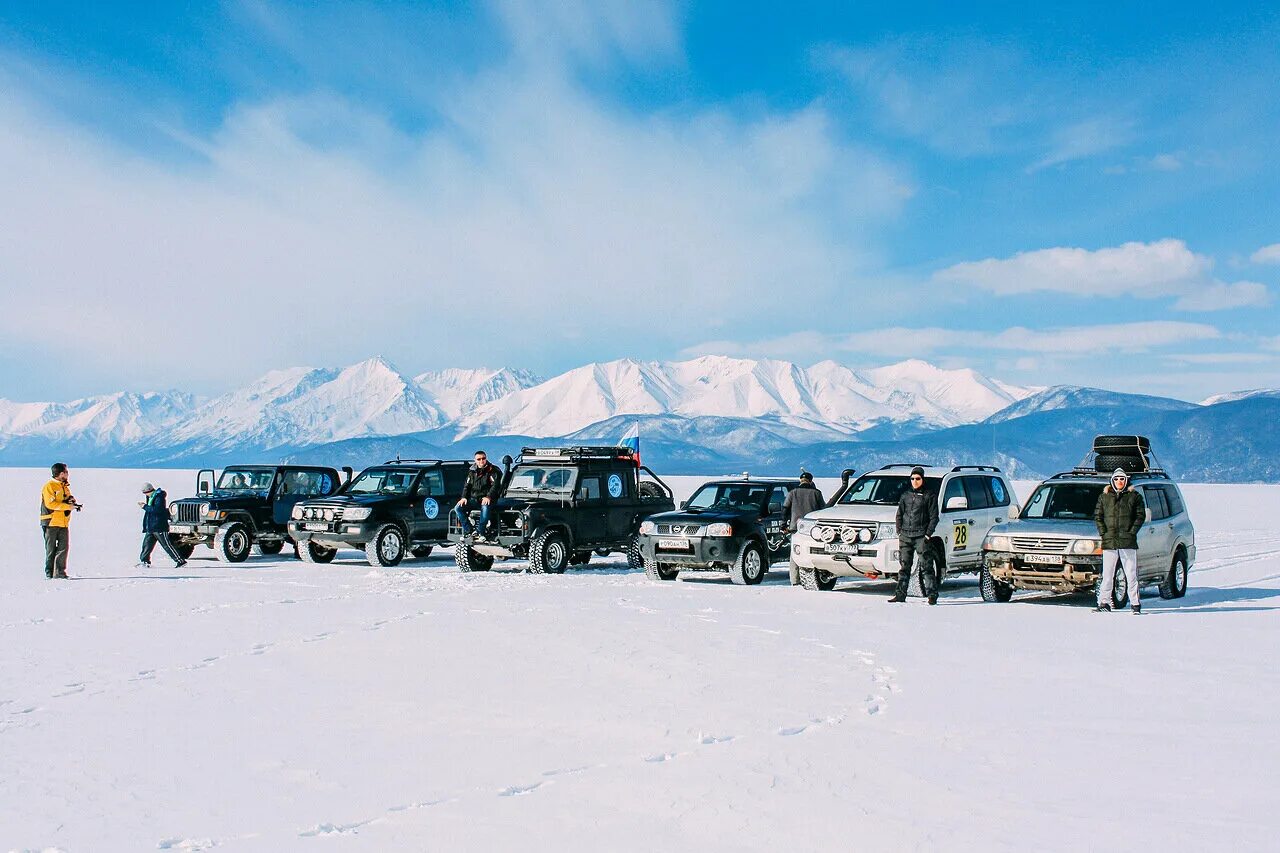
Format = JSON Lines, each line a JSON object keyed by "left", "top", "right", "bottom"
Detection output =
{"left": 1093, "top": 435, "right": 1151, "bottom": 454}
{"left": 1095, "top": 453, "right": 1149, "bottom": 474}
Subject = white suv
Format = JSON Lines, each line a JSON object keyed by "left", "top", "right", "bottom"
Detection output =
{"left": 791, "top": 464, "right": 1018, "bottom": 592}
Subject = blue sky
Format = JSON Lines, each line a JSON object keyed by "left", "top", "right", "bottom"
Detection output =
{"left": 1, "top": 0, "right": 1278, "bottom": 402}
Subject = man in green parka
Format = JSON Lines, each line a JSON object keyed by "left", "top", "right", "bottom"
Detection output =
{"left": 1094, "top": 468, "right": 1146, "bottom": 613}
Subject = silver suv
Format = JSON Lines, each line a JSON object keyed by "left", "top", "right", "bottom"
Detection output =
{"left": 980, "top": 469, "right": 1195, "bottom": 605}
{"left": 791, "top": 464, "right": 1017, "bottom": 591}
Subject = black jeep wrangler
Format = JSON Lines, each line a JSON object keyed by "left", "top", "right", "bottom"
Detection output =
{"left": 637, "top": 476, "right": 799, "bottom": 584}
{"left": 288, "top": 459, "right": 471, "bottom": 567}
{"left": 169, "top": 464, "right": 349, "bottom": 563}
{"left": 447, "top": 446, "right": 675, "bottom": 573}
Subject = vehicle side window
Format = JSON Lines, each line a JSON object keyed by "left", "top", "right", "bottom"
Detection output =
{"left": 578, "top": 476, "right": 602, "bottom": 502}
{"left": 987, "top": 477, "right": 1010, "bottom": 507}
{"left": 962, "top": 476, "right": 993, "bottom": 510}
{"left": 417, "top": 470, "right": 445, "bottom": 496}
{"left": 1162, "top": 485, "right": 1186, "bottom": 516}
{"left": 768, "top": 486, "right": 789, "bottom": 515}
{"left": 604, "top": 471, "right": 630, "bottom": 500}
{"left": 443, "top": 464, "right": 467, "bottom": 493}
{"left": 1145, "top": 487, "right": 1170, "bottom": 521}
{"left": 941, "top": 477, "right": 966, "bottom": 512}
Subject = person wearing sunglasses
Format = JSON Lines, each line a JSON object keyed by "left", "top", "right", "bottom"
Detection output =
{"left": 1094, "top": 468, "right": 1146, "bottom": 613}
{"left": 891, "top": 466, "right": 939, "bottom": 604}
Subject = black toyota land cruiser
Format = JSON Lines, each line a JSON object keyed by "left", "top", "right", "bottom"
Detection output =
{"left": 447, "top": 446, "right": 675, "bottom": 573}
{"left": 637, "top": 476, "right": 799, "bottom": 584}
{"left": 288, "top": 459, "right": 470, "bottom": 567}
{"left": 168, "top": 464, "right": 349, "bottom": 562}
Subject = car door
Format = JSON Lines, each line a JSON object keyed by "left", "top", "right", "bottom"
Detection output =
{"left": 1139, "top": 486, "right": 1174, "bottom": 577}
{"left": 412, "top": 468, "right": 448, "bottom": 542}
{"left": 273, "top": 469, "right": 311, "bottom": 528}
{"left": 1162, "top": 485, "right": 1194, "bottom": 563}
{"left": 987, "top": 476, "right": 1014, "bottom": 526}
{"left": 575, "top": 474, "right": 609, "bottom": 545}
{"left": 938, "top": 477, "right": 973, "bottom": 568}
{"left": 763, "top": 485, "right": 790, "bottom": 563}
{"left": 954, "top": 476, "right": 994, "bottom": 568}
{"left": 604, "top": 469, "right": 636, "bottom": 541}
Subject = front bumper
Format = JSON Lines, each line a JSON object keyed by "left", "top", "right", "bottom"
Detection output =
{"left": 637, "top": 534, "right": 745, "bottom": 569}
{"left": 166, "top": 522, "right": 220, "bottom": 542}
{"left": 791, "top": 532, "right": 896, "bottom": 577}
{"left": 289, "top": 520, "right": 377, "bottom": 547}
{"left": 985, "top": 551, "right": 1103, "bottom": 592}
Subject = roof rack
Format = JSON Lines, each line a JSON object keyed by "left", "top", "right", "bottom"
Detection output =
{"left": 879, "top": 463, "right": 934, "bottom": 471}
{"left": 951, "top": 465, "right": 1002, "bottom": 473}
{"left": 1051, "top": 469, "right": 1171, "bottom": 481}
{"left": 520, "top": 446, "right": 634, "bottom": 461}
{"left": 382, "top": 458, "right": 443, "bottom": 466}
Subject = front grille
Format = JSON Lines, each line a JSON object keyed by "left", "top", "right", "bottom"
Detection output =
{"left": 1011, "top": 536, "right": 1070, "bottom": 553}
{"left": 658, "top": 523, "right": 701, "bottom": 535}
{"left": 175, "top": 502, "right": 202, "bottom": 525}
{"left": 301, "top": 505, "right": 344, "bottom": 523}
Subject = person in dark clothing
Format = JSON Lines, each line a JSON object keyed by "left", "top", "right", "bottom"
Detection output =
{"left": 1093, "top": 468, "right": 1146, "bottom": 614}
{"left": 40, "top": 461, "right": 79, "bottom": 579}
{"left": 890, "top": 466, "right": 940, "bottom": 605}
{"left": 454, "top": 450, "right": 504, "bottom": 539}
{"left": 137, "top": 483, "right": 186, "bottom": 568}
{"left": 784, "top": 473, "right": 825, "bottom": 585}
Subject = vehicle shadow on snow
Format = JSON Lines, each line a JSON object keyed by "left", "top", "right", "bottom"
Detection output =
{"left": 677, "top": 571, "right": 794, "bottom": 586}
{"left": 1147, "top": 585, "right": 1280, "bottom": 615}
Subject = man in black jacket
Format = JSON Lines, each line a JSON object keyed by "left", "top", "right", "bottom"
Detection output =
{"left": 1094, "top": 468, "right": 1146, "bottom": 613}
{"left": 137, "top": 482, "right": 186, "bottom": 568}
{"left": 890, "top": 467, "right": 939, "bottom": 605}
{"left": 784, "top": 473, "right": 825, "bottom": 585}
{"left": 454, "top": 451, "right": 503, "bottom": 540}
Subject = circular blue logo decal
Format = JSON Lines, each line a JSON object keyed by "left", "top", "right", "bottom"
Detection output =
{"left": 424, "top": 498, "right": 439, "bottom": 519}
{"left": 607, "top": 474, "right": 623, "bottom": 498}
{"left": 991, "top": 480, "right": 1006, "bottom": 503}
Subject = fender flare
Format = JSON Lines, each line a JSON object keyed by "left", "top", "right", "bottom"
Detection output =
{"left": 529, "top": 522, "right": 574, "bottom": 549}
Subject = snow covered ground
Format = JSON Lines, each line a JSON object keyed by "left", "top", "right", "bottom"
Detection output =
{"left": 2, "top": 468, "right": 1277, "bottom": 851}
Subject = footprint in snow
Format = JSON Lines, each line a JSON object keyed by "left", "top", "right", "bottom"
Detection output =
{"left": 777, "top": 725, "right": 809, "bottom": 736}
{"left": 130, "top": 670, "right": 157, "bottom": 682}
{"left": 302, "top": 632, "right": 333, "bottom": 643}
{"left": 299, "top": 820, "right": 371, "bottom": 837}
{"left": 157, "top": 838, "right": 218, "bottom": 850}
{"left": 250, "top": 644, "right": 272, "bottom": 655}
{"left": 499, "top": 781, "right": 544, "bottom": 797}
{"left": 53, "top": 683, "right": 86, "bottom": 698}
{"left": 698, "top": 733, "right": 735, "bottom": 745}
{"left": 542, "top": 765, "right": 592, "bottom": 777}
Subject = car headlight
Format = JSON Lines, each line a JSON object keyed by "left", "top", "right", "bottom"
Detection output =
{"left": 984, "top": 535, "right": 1012, "bottom": 552}
{"left": 705, "top": 522, "right": 733, "bottom": 537}
{"left": 169, "top": 503, "right": 179, "bottom": 518}
{"left": 857, "top": 527, "right": 874, "bottom": 543}
{"left": 639, "top": 520, "right": 656, "bottom": 535}
{"left": 199, "top": 503, "right": 212, "bottom": 518}
{"left": 876, "top": 522, "right": 896, "bottom": 540}
{"left": 796, "top": 519, "right": 815, "bottom": 535}
{"left": 514, "top": 514, "right": 525, "bottom": 529}
{"left": 344, "top": 507, "right": 372, "bottom": 521}
{"left": 1070, "top": 538, "right": 1102, "bottom": 555}
{"left": 840, "top": 527, "right": 858, "bottom": 544}
{"left": 291, "top": 505, "right": 305, "bottom": 520}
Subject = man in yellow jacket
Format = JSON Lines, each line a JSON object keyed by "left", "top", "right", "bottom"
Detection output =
{"left": 40, "top": 462, "right": 79, "bottom": 579}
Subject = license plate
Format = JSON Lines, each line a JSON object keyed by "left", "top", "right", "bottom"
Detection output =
{"left": 305, "top": 523, "right": 329, "bottom": 532}
{"left": 170, "top": 524, "right": 193, "bottom": 534}
{"left": 1024, "top": 553, "right": 1062, "bottom": 565}
{"left": 657, "top": 538, "right": 691, "bottom": 550}
{"left": 825, "top": 543, "right": 857, "bottom": 554}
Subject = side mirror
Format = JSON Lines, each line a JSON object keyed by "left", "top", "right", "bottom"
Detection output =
{"left": 680, "top": 500, "right": 689, "bottom": 509}
{"left": 944, "top": 495, "right": 968, "bottom": 511}
{"left": 199, "top": 479, "right": 212, "bottom": 494}
{"left": 1008, "top": 503, "right": 1020, "bottom": 519}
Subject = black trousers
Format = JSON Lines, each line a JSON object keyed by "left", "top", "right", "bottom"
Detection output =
{"left": 895, "top": 534, "right": 937, "bottom": 597}
{"left": 140, "top": 532, "right": 184, "bottom": 565}
{"left": 43, "top": 526, "right": 69, "bottom": 577}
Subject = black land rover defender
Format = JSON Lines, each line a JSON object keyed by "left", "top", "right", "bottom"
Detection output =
{"left": 637, "top": 476, "right": 799, "bottom": 584}
{"left": 447, "top": 446, "right": 675, "bottom": 573}
{"left": 288, "top": 459, "right": 470, "bottom": 568}
{"left": 168, "top": 464, "right": 349, "bottom": 563}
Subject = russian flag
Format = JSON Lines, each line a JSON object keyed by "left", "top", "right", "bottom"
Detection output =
{"left": 618, "top": 422, "right": 641, "bottom": 467}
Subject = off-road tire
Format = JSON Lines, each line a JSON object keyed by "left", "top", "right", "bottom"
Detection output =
{"left": 980, "top": 565, "right": 1014, "bottom": 602}
{"left": 729, "top": 541, "right": 766, "bottom": 585}
{"left": 570, "top": 550, "right": 592, "bottom": 566}
{"left": 215, "top": 522, "right": 252, "bottom": 563}
{"left": 1159, "top": 551, "right": 1189, "bottom": 599}
{"left": 798, "top": 567, "right": 836, "bottom": 591}
{"left": 644, "top": 556, "right": 679, "bottom": 581}
{"left": 1095, "top": 453, "right": 1149, "bottom": 474}
{"left": 638, "top": 481, "right": 665, "bottom": 499}
{"left": 173, "top": 541, "right": 196, "bottom": 560}
{"left": 365, "top": 524, "right": 406, "bottom": 568}
{"left": 529, "top": 530, "right": 570, "bottom": 574}
{"left": 411, "top": 545, "right": 434, "bottom": 560}
{"left": 299, "top": 541, "right": 337, "bottom": 564}
{"left": 454, "top": 540, "right": 493, "bottom": 572}
{"left": 255, "top": 540, "right": 285, "bottom": 556}
{"left": 626, "top": 535, "right": 645, "bottom": 570}
{"left": 1093, "top": 435, "right": 1151, "bottom": 453}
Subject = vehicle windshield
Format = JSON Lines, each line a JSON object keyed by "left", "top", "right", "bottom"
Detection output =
{"left": 506, "top": 465, "right": 577, "bottom": 494}
{"left": 216, "top": 468, "right": 275, "bottom": 493}
{"left": 839, "top": 474, "right": 942, "bottom": 505}
{"left": 686, "top": 483, "right": 770, "bottom": 511}
{"left": 1021, "top": 482, "right": 1104, "bottom": 520}
{"left": 347, "top": 468, "right": 418, "bottom": 496}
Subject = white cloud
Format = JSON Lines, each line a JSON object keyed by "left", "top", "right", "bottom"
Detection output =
{"left": 1251, "top": 243, "right": 1280, "bottom": 264}
{"left": 1027, "top": 116, "right": 1135, "bottom": 172}
{"left": 1172, "top": 280, "right": 1270, "bottom": 311}
{"left": 1149, "top": 152, "right": 1183, "bottom": 171}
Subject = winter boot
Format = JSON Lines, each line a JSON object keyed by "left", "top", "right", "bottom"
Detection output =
{"left": 1093, "top": 603, "right": 1112, "bottom": 612}
{"left": 1131, "top": 604, "right": 1142, "bottom": 615}
{"left": 927, "top": 593, "right": 938, "bottom": 605}
{"left": 888, "top": 593, "right": 907, "bottom": 603}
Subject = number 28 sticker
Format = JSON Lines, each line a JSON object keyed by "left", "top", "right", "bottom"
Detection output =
{"left": 953, "top": 523, "right": 969, "bottom": 550}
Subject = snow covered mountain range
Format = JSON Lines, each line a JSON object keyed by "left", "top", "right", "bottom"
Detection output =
{"left": 0, "top": 356, "right": 1033, "bottom": 461}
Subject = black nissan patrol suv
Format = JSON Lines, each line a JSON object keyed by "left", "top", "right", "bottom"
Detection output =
{"left": 288, "top": 459, "right": 470, "bottom": 567}
{"left": 447, "top": 446, "right": 675, "bottom": 573}
{"left": 636, "top": 476, "right": 799, "bottom": 584}
{"left": 168, "top": 464, "right": 349, "bottom": 562}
